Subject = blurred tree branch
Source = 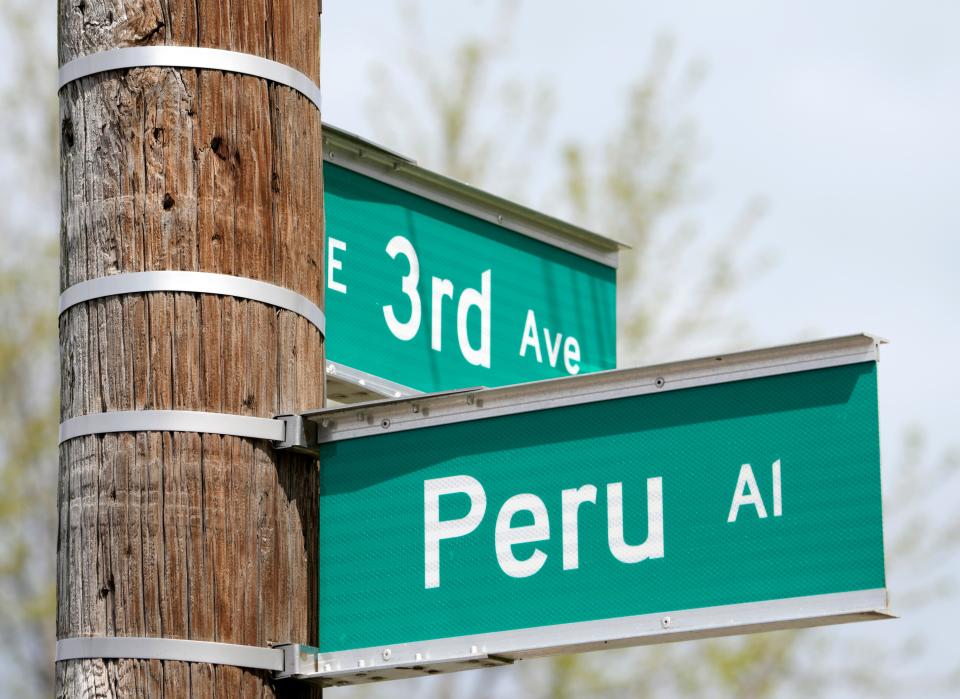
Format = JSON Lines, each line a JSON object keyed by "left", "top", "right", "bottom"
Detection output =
{"left": 366, "top": 0, "right": 555, "bottom": 192}
{"left": 553, "top": 35, "right": 771, "bottom": 364}
{"left": 0, "top": 0, "right": 59, "bottom": 695}
{"left": 345, "top": 2, "right": 960, "bottom": 699}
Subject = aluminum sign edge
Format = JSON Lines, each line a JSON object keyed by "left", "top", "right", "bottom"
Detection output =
{"left": 283, "top": 588, "right": 890, "bottom": 686}
{"left": 322, "top": 127, "right": 623, "bottom": 268}
{"left": 306, "top": 333, "right": 882, "bottom": 445}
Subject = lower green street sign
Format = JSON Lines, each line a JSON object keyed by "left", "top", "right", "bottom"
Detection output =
{"left": 282, "top": 334, "right": 891, "bottom": 686}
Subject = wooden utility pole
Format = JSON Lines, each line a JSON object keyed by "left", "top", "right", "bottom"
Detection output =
{"left": 57, "top": 2, "right": 323, "bottom": 696}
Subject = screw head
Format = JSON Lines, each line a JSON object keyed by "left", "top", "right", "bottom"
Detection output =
{"left": 382, "top": 648, "right": 392, "bottom": 660}
{"left": 380, "top": 418, "right": 391, "bottom": 429}
{"left": 655, "top": 377, "right": 665, "bottom": 389}
{"left": 661, "top": 615, "right": 672, "bottom": 628}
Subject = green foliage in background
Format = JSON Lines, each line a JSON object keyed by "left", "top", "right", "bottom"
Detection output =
{"left": 0, "top": 241, "right": 58, "bottom": 697}
{"left": 554, "top": 37, "right": 768, "bottom": 365}
{"left": 368, "top": 3, "right": 770, "bottom": 366}
{"left": 0, "top": 0, "right": 58, "bottom": 696}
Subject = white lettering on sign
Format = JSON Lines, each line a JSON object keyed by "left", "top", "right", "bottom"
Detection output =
{"left": 727, "top": 460, "right": 782, "bottom": 522}
{"left": 327, "top": 237, "right": 348, "bottom": 294}
{"left": 381, "top": 236, "right": 492, "bottom": 367}
{"left": 457, "top": 270, "right": 491, "bottom": 368}
{"left": 772, "top": 459, "right": 782, "bottom": 516}
{"left": 328, "top": 234, "right": 592, "bottom": 375}
{"left": 519, "top": 310, "right": 543, "bottom": 363}
{"left": 564, "top": 336, "right": 581, "bottom": 375}
{"left": 495, "top": 493, "right": 550, "bottom": 578}
{"left": 519, "top": 309, "right": 581, "bottom": 375}
{"left": 383, "top": 236, "right": 421, "bottom": 341}
{"left": 561, "top": 485, "right": 597, "bottom": 570}
{"left": 423, "top": 475, "right": 487, "bottom": 589}
{"left": 431, "top": 277, "right": 454, "bottom": 352}
{"left": 607, "top": 480, "right": 664, "bottom": 563}
{"left": 424, "top": 475, "right": 665, "bottom": 588}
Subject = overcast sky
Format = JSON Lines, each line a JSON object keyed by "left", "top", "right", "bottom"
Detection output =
{"left": 322, "top": 2, "right": 959, "bottom": 694}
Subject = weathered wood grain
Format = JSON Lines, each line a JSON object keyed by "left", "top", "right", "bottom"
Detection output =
{"left": 58, "top": 1, "right": 323, "bottom": 696}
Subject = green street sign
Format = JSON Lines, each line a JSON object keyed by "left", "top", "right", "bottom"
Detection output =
{"left": 320, "top": 126, "right": 620, "bottom": 400}
{"left": 281, "top": 334, "right": 891, "bottom": 686}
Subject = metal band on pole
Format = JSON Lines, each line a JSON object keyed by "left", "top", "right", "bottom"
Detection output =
{"left": 58, "top": 46, "right": 322, "bottom": 112}
{"left": 59, "top": 410, "right": 285, "bottom": 445}
{"left": 60, "top": 271, "right": 325, "bottom": 336}
{"left": 56, "top": 637, "right": 285, "bottom": 672}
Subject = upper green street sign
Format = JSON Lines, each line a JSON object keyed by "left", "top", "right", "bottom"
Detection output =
{"left": 320, "top": 126, "right": 621, "bottom": 400}
{"left": 279, "top": 334, "right": 892, "bottom": 687}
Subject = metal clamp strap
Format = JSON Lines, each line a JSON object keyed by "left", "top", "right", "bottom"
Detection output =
{"left": 59, "top": 271, "right": 325, "bottom": 336}
{"left": 56, "top": 637, "right": 284, "bottom": 672}
{"left": 59, "top": 410, "right": 285, "bottom": 445}
{"left": 58, "top": 46, "right": 322, "bottom": 112}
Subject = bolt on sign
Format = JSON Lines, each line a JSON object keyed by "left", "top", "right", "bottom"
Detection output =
{"left": 277, "top": 334, "right": 893, "bottom": 687}
{"left": 320, "top": 125, "right": 621, "bottom": 402}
